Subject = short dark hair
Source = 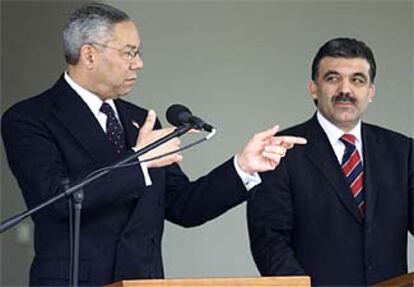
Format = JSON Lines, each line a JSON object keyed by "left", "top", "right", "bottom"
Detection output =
{"left": 63, "top": 3, "right": 131, "bottom": 65}
{"left": 311, "top": 37, "right": 376, "bottom": 83}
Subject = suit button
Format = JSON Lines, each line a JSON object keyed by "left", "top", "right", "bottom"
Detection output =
{"left": 158, "top": 199, "right": 163, "bottom": 206}
{"left": 366, "top": 228, "right": 372, "bottom": 235}
{"left": 151, "top": 237, "right": 157, "bottom": 244}
{"left": 366, "top": 264, "right": 373, "bottom": 271}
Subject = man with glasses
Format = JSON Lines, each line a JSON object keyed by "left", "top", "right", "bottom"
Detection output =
{"left": 1, "top": 3, "right": 306, "bottom": 286}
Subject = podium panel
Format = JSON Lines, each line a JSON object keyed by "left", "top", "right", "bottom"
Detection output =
{"left": 105, "top": 276, "right": 311, "bottom": 287}
{"left": 371, "top": 272, "right": 414, "bottom": 287}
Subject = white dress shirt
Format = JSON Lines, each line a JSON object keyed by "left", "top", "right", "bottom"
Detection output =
{"left": 316, "top": 112, "right": 363, "bottom": 165}
{"left": 64, "top": 72, "right": 120, "bottom": 132}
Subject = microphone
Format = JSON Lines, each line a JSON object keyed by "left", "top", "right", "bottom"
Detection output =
{"left": 166, "top": 104, "right": 214, "bottom": 132}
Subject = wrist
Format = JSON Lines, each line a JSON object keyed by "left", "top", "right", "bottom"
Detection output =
{"left": 235, "top": 153, "right": 253, "bottom": 175}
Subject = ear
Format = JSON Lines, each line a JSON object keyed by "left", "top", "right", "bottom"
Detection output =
{"left": 368, "top": 83, "right": 376, "bottom": 102}
{"left": 308, "top": 80, "right": 318, "bottom": 100}
{"left": 79, "top": 44, "right": 96, "bottom": 69}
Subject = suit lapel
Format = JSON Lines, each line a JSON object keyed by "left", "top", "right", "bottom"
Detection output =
{"left": 115, "top": 100, "right": 140, "bottom": 149}
{"left": 304, "top": 116, "right": 363, "bottom": 224}
{"left": 49, "top": 77, "right": 119, "bottom": 164}
{"left": 362, "top": 124, "right": 382, "bottom": 223}
{"left": 49, "top": 77, "right": 148, "bottom": 234}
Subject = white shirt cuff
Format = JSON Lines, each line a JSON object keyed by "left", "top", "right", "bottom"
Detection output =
{"left": 140, "top": 161, "right": 152, "bottom": 186}
{"left": 233, "top": 155, "right": 261, "bottom": 191}
{"left": 132, "top": 147, "right": 152, "bottom": 186}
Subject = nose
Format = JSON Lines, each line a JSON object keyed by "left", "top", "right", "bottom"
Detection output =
{"left": 130, "top": 54, "right": 144, "bottom": 70}
{"left": 338, "top": 78, "right": 352, "bottom": 94}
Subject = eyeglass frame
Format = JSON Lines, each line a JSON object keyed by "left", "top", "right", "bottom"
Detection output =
{"left": 88, "top": 42, "right": 142, "bottom": 62}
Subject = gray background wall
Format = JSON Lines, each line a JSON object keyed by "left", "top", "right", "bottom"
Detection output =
{"left": 1, "top": 0, "right": 413, "bottom": 285}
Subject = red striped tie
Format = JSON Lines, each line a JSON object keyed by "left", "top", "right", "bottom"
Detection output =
{"left": 340, "top": 134, "right": 365, "bottom": 217}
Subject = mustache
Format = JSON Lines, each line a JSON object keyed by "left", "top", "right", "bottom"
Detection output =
{"left": 332, "top": 92, "right": 356, "bottom": 104}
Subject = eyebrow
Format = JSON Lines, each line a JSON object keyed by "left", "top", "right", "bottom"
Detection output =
{"left": 322, "top": 70, "right": 368, "bottom": 81}
{"left": 124, "top": 44, "right": 140, "bottom": 50}
{"left": 322, "top": 70, "right": 340, "bottom": 79}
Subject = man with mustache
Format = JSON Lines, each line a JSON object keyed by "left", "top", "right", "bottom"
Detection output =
{"left": 1, "top": 3, "right": 307, "bottom": 286}
{"left": 247, "top": 37, "right": 413, "bottom": 286}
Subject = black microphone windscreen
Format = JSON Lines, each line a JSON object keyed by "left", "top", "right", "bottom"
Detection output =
{"left": 166, "top": 104, "right": 192, "bottom": 127}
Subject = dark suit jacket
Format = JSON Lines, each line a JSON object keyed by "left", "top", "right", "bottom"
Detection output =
{"left": 2, "top": 76, "right": 250, "bottom": 286}
{"left": 247, "top": 115, "right": 414, "bottom": 286}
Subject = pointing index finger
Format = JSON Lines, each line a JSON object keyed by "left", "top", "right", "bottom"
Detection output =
{"left": 272, "top": 136, "right": 307, "bottom": 148}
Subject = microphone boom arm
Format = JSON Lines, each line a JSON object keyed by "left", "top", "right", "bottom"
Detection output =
{"left": 0, "top": 125, "right": 192, "bottom": 234}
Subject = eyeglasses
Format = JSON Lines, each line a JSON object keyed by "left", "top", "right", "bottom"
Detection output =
{"left": 89, "top": 42, "right": 142, "bottom": 62}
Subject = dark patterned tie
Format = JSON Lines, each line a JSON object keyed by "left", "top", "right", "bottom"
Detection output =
{"left": 100, "top": 102, "right": 126, "bottom": 154}
{"left": 340, "top": 134, "right": 365, "bottom": 217}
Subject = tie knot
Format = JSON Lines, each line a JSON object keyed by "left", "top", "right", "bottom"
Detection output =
{"left": 100, "top": 102, "right": 115, "bottom": 117}
{"left": 340, "top": 134, "right": 357, "bottom": 146}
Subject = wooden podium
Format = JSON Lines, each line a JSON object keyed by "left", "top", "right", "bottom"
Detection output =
{"left": 372, "top": 272, "right": 414, "bottom": 287}
{"left": 105, "top": 272, "right": 414, "bottom": 287}
{"left": 105, "top": 276, "right": 311, "bottom": 287}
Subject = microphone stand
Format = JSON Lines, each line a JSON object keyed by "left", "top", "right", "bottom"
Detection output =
{"left": 0, "top": 124, "right": 192, "bottom": 287}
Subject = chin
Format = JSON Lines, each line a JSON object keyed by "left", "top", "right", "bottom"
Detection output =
{"left": 117, "top": 89, "right": 132, "bottom": 98}
{"left": 335, "top": 115, "right": 359, "bottom": 127}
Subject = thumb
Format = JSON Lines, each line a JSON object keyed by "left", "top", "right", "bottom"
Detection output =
{"left": 139, "top": 110, "right": 156, "bottom": 135}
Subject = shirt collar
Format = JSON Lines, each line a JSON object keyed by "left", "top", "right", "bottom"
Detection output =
{"left": 316, "top": 111, "right": 362, "bottom": 146}
{"left": 64, "top": 72, "right": 118, "bottom": 117}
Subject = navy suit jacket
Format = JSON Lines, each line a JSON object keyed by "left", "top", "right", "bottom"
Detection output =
{"left": 2, "top": 76, "right": 250, "bottom": 286}
{"left": 247, "top": 115, "right": 413, "bottom": 286}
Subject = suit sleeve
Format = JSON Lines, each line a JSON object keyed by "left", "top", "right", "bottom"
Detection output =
{"left": 1, "top": 105, "right": 147, "bottom": 220}
{"left": 247, "top": 157, "right": 305, "bottom": 275}
{"left": 163, "top": 157, "right": 251, "bottom": 227}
